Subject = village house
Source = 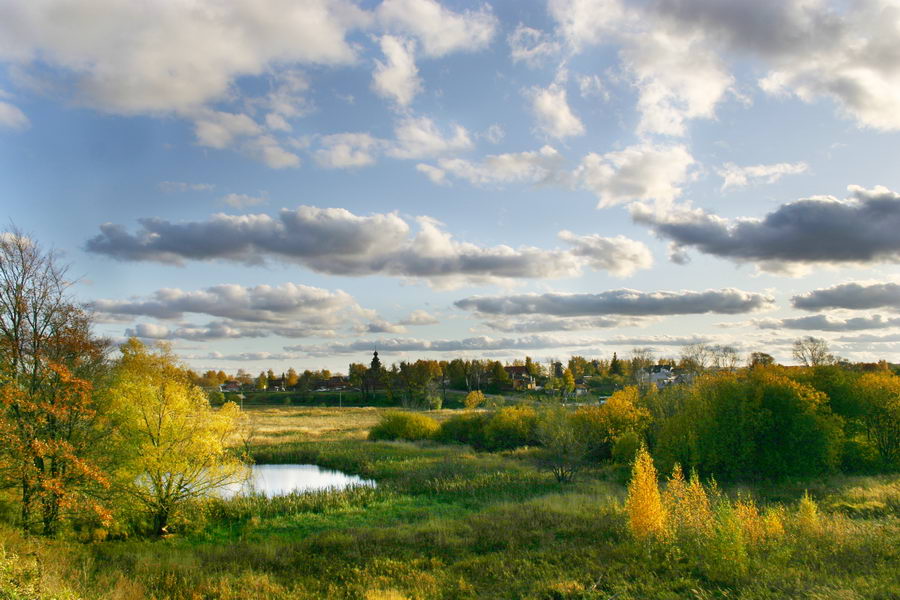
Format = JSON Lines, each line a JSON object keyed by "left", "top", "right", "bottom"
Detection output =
{"left": 503, "top": 365, "right": 536, "bottom": 390}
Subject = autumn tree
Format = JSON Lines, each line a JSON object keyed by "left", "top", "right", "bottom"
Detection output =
{"left": 857, "top": 371, "right": 900, "bottom": 465}
{"left": 0, "top": 230, "right": 111, "bottom": 535}
{"left": 108, "top": 339, "right": 245, "bottom": 535}
{"left": 285, "top": 367, "right": 299, "bottom": 388}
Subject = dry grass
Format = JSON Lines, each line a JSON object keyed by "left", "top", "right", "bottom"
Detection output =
{"left": 235, "top": 406, "right": 457, "bottom": 445}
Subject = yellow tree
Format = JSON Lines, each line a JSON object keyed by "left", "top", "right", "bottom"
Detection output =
{"left": 626, "top": 445, "right": 667, "bottom": 539}
{"left": 857, "top": 371, "right": 900, "bottom": 464}
{"left": 109, "top": 339, "right": 246, "bottom": 535}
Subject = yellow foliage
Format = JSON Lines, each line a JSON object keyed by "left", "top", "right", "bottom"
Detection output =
{"left": 365, "top": 589, "right": 409, "bottom": 600}
{"left": 463, "top": 390, "right": 486, "bottom": 410}
{"left": 734, "top": 496, "right": 765, "bottom": 544}
{"left": 626, "top": 445, "right": 667, "bottom": 539}
{"left": 797, "top": 491, "right": 822, "bottom": 535}
{"left": 665, "top": 465, "right": 713, "bottom": 538}
{"left": 763, "top": 507, "right": 786, "bottom": 539}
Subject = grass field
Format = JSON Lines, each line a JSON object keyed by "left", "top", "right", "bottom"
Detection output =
{"left": 2, "top": 407, "right": 899, "bottom": 599}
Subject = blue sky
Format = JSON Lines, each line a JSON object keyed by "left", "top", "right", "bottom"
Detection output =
{"left": 2, "top": 0, "right": 900, "bottom": 373}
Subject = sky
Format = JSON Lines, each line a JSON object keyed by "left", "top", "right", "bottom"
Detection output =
{"left": 2, "top": 0, "right": 900, "bottom": 374}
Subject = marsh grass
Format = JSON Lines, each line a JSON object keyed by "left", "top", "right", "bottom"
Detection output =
{"left": 3, "top": 408, "right": 899, "bottom": 599}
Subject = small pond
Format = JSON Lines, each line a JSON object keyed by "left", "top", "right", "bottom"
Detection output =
{"left": 221, "top": 464, "right": 376, "bottom": 499}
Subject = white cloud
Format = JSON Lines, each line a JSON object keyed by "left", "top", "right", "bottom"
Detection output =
{"left": 400, "top": 310, "right": 439, "bottom": 326}
{"left": 387, "top": 116, "right": 473, "bottom": 159}
{"left": 377, "top": 0, "right": 497, "bottom": 58}
{"left": 574, "top": 143, "right": 695, "bottom": 208}
{"left": 558, "top": 230, "right": 653, "bottom": 277}
{"left": 244, "top": 135, "right": 301, "bottom": 169}
{"left": 508, "top": 25, "right": 561, "bottom": 67}
{"left": 529, "top": 83, "right": 585, "bottom": 139}
{"left": 315, "top": 133, "right": 381, "bottom": 169}
{"left": 372, "top": 35, "right": 423, "bottom": 108}
{"left": 434, "top": 145, "right": 565, "bottom": 186}
{"left": 718, "top": 161, "right": 809, "bottom": 190}
{"left": 0, "top": 0, "right": 368, "bottom": 114}
{"left": 0, "top": 100, "right": 29, "bottom": 130}
{"left": 193, "top": 110, "right": 261, "bottom": 150}
{"left": 415, "top": 163, "right": 448, "bottom": 185}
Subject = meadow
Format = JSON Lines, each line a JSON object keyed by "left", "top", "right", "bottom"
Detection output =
{"left": 2, "top": 405, "right": 899, "bottom": 600}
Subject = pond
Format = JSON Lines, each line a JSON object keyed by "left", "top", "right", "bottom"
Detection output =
{"left": 221, "top": 464, "right": 376, "bottom": 498}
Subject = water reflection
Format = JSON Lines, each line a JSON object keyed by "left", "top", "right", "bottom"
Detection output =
{"left": 221, "top": 464, "right": 376, "bottom": 498}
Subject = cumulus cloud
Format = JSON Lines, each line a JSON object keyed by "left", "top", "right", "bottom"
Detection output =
{"left": 372, "top": 35, "right": 422, "bottom": 108}
{"left": 126, "top": 321, "right": 269, "bottom": 342}
{"left": 0, "top": 0, "right": 368, "bottom": 114}
{"left": 718, "top": 161, "right": 808, "bottom": 190}
{"left": 529, "top": 83, "right": 585, "bottom": 139}
{"left": 315, "top": 133, "right": 381, "bottom": 169}
{"left": 376, "top": 0, "right": 497, "bottom": 58}
{"left": 634, "top": 185, "right": 900, "bottom": 271}
{"left": 387, "top": 116, "right": 473, "bottom": 159}
{"left": 364, "top": 319, "right": 408, "bottom": 334}
{"left": 574, "top": 143, "right": 695, "bottom": 208}
{"left": 509, "top": 25, "right": 561, "bottom": 67}
{"left": 415, "top": 163, "right": 448, "bottom": 185}
{"left": 0, "top": 100, "right": 29, "bottom": 130}
{"left": 558, "top": 231, "right": 653, "bottom": 277}
{"left": 432, "top": 146, "right": 566, "bottom": 186}
{"left": 455, "top": 288, "right": 773, "bottom": 317}
{"left": 792, "top": 282, "right": 900, "bottom": 311}
{"left": 757, "top": 314, "right": 900, "bottom": 332}
{"left": 290, "top": 334, "right": 596, "bottom": 356}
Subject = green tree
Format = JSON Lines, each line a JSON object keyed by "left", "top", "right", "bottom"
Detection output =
{"left": 109, "top": 340, "right": 246, "bottom": 535}
{"left": 857, "top": 371, "right": 900, "bottom": 465}
{"left": 256, "top": 372, "right": 268, "bottom": 390}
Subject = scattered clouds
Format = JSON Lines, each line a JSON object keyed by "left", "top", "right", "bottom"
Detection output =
{"left": 376, "top": 0, "right": 497, "bottom": 58}
{"left": 508, "top": 25, "right": 561, "bottom": 67}
{"left": 792, "top": 282, "right": 900, "bottom": 312}
{"left": 415, "top": 163, "right": 448, "bottom": 185}
{"left": 387, "top": 116, "right": 473, "bottom": 159}
{"left": 484, "top": 316, "right": 637, "bottom": 333}
{"left": 432, "top": 145, "right": 565, "bottom": 186}
{"left": 529, "top": 83, "right": 585, "bottom": 139}
{"left": 634, "top": 185, "right": 900, "bottom": 272}
{"left": 159, "top": 181, "right": 215, "bottom": 193}
{"left": 363, "top": 319, "right": 408, "bottom": 334}
{"left": 455, "top": 288, "right": 773, "bottom": 316}
{"left": 315, "top": 133, "right": 381, "bottom": 169}
{"left": 221, "top": 193, "right": 267, "bottom": 209}
{"left": 372, "top": 35, "right": 422, "bottom": 108}
{"left": 718, "top": 161, "right": 808, "bottom": 190}
{"left": 575, "top": 143, "right": 695, "bottom": 208}
{"left": 757, "top": 314, "right": 900, "bottom": 332}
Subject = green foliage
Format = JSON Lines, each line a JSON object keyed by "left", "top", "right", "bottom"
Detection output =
{"left": 572, "top": 387, "right": 650, "bottom": 460}
{"left": 483, "top": 405, "right": 539, "bottom": 450}
{"left": 368, "top": 411, "right": 440, "bottom": 442}
{"left": 434, "top": 412, "right": 489, "bottom": 448}
{"left": 655, "top": 368, "right": 844, "bottom": 479}
{"left": 535, "top": 405, "right": 588, "bottom": 482}
{"left": 612, "top": 431, "right": 642, "bottom": 465}
{"left": 463, "top": 390, "right": 485, "bottom": 409}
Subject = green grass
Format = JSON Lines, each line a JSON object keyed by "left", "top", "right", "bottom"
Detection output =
{"left": 2, "top": 408, "right": 899, "bottom": 599}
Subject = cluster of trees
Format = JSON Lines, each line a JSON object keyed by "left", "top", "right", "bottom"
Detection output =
{"left": 371, "top": 359, "right": 900, "bottom": 482}
{"left": 0, "top": 233, "right": 244, "bottom": 537}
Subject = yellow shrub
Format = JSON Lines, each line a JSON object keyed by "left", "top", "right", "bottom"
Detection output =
{"left": 626, "top": 445, "right": 667, "bottom": 539}
{"left": 735, "top": 496, "right": 765, "bottom": 545}
{"left": 664, "top": 464, "right": 713, "bottom": 538}
{"left": 797, "top": 491, "right": 822, "bottom": 535}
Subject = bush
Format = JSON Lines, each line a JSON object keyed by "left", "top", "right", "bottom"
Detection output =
{"left": 840, "top": 437, "right": 881, "bottom": 473}
{"left": 464, "top": 390, "right": 485, "bottom": 409}
{"left": 483, "top": 405, "right": 539, "bottom": 451}
{"left": 435, "top": 413, "right": 490, "bottom": 448}
{"left": 368, "top": 411, "right": 440, "bottom": 441}
{"left": 612, "top": 431, "right": 642, "bottom": 465}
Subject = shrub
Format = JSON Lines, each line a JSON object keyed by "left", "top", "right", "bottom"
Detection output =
{"left": 483, "top": 405, "right": 539, "bottom": 451}
{"left": 368, "top": 411, "right": 439, "bottom": 441}
{"left": 611, "top": 431, "right": 642, "bottom": 465}
{"left": 535, "top": 405, "right": 587, "bottom": 482}
{"left": 464, "top": 390, "right": 486, "bottom": 409}
{"left": 573, "top": 387, "right": 650, "bottom": 460}
{"left": 435, "top": 413, "right": 490, "bottom": 448}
